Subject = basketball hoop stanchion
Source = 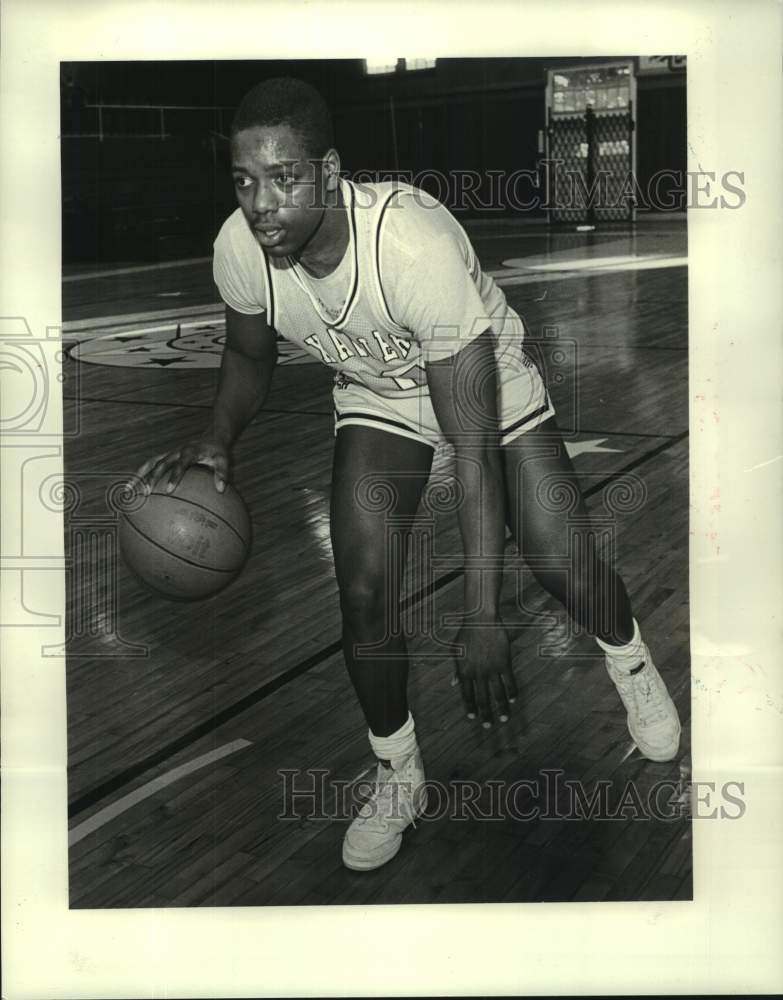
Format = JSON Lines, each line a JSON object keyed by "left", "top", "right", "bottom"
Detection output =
{"left": 585, "top": 105, "right": 597, "bottom": 231}
{"left": 628, "top": 99, "right": 636, "bottom": 226}
{"left": 545, "top": 62, "right": 637, "bottom": 229}
{"left": 546, "top": 105, "right": 591, "bottom": 229}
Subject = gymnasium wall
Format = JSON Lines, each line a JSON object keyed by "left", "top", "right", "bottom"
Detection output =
{"left": 61, "top": 59, "right": 686, "bottom": 264}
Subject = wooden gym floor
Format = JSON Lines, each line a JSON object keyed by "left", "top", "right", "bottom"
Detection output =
{"left": 63, "top": 219, "right": 691, "bottom": 907}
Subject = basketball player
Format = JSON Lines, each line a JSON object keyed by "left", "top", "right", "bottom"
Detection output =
{"left": 138, "top": 78, "right": 681, "bottom": 872}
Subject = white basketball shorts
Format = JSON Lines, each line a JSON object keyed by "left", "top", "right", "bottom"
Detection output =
{"left": 333, "top": 350, "right": 555, "bottom": 449}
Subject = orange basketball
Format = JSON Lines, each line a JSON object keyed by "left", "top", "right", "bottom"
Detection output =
{"left": 120, "top": 465, "right": 252, "bottom": 600}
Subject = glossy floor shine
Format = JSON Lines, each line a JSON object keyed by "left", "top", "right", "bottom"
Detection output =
{"left": 64, "top": 219, "right": 691, "bottom": 906}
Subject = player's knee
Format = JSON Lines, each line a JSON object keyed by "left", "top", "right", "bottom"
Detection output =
{"left": 338, "top": 572, "right": 389, "bottom": 631}
{"left": 529, "top": 564, "right": 569, "bottom": 605}
{"left": 527, "top": 552, "right": 602, "bottom": 606}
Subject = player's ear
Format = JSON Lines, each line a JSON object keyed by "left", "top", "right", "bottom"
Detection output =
{"left": 321, "top": 148, "right": 342, "bottom": 193}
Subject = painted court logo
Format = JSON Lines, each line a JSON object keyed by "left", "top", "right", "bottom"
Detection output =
{"left": 67, "top": 315, "right": 316, "bottom": 369}
{"left": 65, "top": 249, "right": 687, "bottom": 371}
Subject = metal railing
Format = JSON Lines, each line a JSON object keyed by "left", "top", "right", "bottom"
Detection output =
{"left": 61, "top": 103, "right": 234, "bottom": 141}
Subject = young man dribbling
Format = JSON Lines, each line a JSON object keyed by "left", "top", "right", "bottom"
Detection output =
{"left": 138, "top": 78, "right": 681, "bottom": 872}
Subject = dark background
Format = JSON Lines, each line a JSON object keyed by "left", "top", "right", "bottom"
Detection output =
{"left": 61, "top": 58, "right": 686, "bottom": 263}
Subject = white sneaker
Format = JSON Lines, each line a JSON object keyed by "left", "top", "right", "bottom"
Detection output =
{"left": 606, "top": 646, "right": 681, "bottom": 762}
{"left": 342, "top": 748, "right": 427, "bottom": 871}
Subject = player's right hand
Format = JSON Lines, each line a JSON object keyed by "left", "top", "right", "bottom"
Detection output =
{"left": 133, "top": 438, "right": 232, "bottom": 494}
{"left": 453, "top": 619, "right": 517, "bottom": 727}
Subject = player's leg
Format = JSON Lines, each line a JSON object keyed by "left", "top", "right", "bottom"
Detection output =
{"left": 502, "top": 415, "right": 633, "bottom": 643}
{"left": 330, "top": 424, "right": 432, "bottom": 736}
{"left": 330, "top": 423, "right": 432, "bottom": 869}
{"left": 502, "top": 416, "right": 681, "bottom": 761}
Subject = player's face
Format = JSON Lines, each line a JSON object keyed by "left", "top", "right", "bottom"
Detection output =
{"left": 231, "top": 124, "right": 337, "bottom": 259}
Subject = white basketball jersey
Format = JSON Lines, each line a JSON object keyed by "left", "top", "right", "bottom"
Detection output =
{"left": 213, "top": 179, "right": 528, "bottom": 399}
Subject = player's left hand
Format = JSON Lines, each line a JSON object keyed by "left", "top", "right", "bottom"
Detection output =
{"left": 453, "top": 619, "right": 518, "bottom": 727}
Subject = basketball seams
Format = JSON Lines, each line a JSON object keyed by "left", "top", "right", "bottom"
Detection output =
{"left": 143, "top": 491, "right": 251, "bottom": 549}
{"left": 120, "top": 514, "right": 241, "bottom": 574}
{"left": 120, "top": 466, "right": 253, "bottom": 598}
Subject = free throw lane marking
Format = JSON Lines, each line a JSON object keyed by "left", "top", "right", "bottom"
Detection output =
{"left": 68, "top": 738, "right": 253, "bottom": 846}
{"left": 62, "top": 302, "right": 223, "bottom": 334}
{"left": 63, "top": 256, "right": 212, "bottom": 283}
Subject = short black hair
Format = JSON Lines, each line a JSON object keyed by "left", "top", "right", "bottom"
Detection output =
{"left": 230, "top": 77, "right": 333, "bottom": 159}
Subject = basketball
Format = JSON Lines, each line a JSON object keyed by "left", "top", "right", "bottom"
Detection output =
{"left": 119, "top": 465, "right": 252, "bottom": 600}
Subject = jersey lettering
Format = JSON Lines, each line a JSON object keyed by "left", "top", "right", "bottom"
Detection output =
{"left": 215, "top": 181, "right": 517, "bottom": 400}
{"left": 371, "top": 329, "right": 399, "bottom": 362}
{"left": 390, "top": 335, "right": 412, "bottom": 358}
{"left": 304, "top": 333, "right": 337, "bottom": 364}
{"left": 328, "top": 329, "right": 355, "bottom": 362}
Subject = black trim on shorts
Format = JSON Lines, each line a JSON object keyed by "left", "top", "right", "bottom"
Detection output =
{"left": 500, "top": 402, "right": 551, "bottom": 438}
{"left": 334, "top": 408, "right": 435, "bottom": 447}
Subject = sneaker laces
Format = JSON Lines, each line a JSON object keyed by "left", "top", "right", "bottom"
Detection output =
{"left": 355, "top": 762, "right": 419, "bottom": 832}
{"left": 614, "top": 666, "right": 671, "bottom": 729}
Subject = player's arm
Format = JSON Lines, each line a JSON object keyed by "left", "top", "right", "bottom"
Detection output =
{"left": 426, "top": 329, "right": 505, "bottom": 617}
{"left": 207, "top": 304, "right": 278, "bottom": 451}
{"left": 426, "top": 330, "right": 516, "bottom": 724}
{"left": 137, "top": 305, "right": 277, "bottom": 492}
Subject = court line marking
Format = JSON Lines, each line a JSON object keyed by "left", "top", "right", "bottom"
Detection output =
{"left": 571, "top": 427, "right": 685, "bottom": 440}
{"left": 61, "top": 236, "right": 553, "bottom": 282}
{"left": 63, "top": 303, "right": 223, "bottom": 333}
{"left": 63, "top": 255, "right": 686, "bottom": 335}
{"left": 67, "top": 316, "right": 224, "bottom": 343}
{"left": 63, "top": 395, "right": 333, "bottom": 418}
{"left": 59, "top": 236, "right": 551, "bottom": 284}
{"left": 63, "top": 257, "right": 212, "bottom": 283}
{"left": 63, "top": 394, "right": 684, "bottom": 436}
{"left": 471, "top": 231, "right": 554, "bottom": 240}
{"left": 59, "top": 237, "right": 546, "bottom": 284}
{"left": 68, "top": 738, "right": 253, "bottom": 846}
{"left": 68, "top": 429, "right": 689, "bottom": 822}
{"left": 484, "top": 254, "right": 682, "bottom": 279}
{"left": 494, "top": 260, "right": 686, "bottom": 288}
{"left": 61, "top": 226, "right": 685, "bottom": 283}
{"left": 620, "top": 742, "right": 639, "bottom": 763}
{"left": 64, "top": 394, "right": 213, "bottom": 410}
{"left": 509, "top": 254, "right": 687, "bottom": 273}
{"left": 68, "top": 637, "right": 343, "bottom": 819}
{"left": 60, "top": 233, "right": 552, "bottom": 284}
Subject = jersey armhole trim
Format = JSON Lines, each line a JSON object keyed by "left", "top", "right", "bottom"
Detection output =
{"left": 332, "top": 180, "right": 361, "bottom": 330}
{"left": 374, "top": 189, "right": 415, "bottom": 336}
{"left": 257, "top": 241, "right": 277, "bottom": 330}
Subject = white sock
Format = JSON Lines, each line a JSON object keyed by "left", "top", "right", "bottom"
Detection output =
{"left": 595, "top": 618, "right": 646, "bottom": 673}
{"left": 369, "top": 713, "right": 417, "bottom": 769}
